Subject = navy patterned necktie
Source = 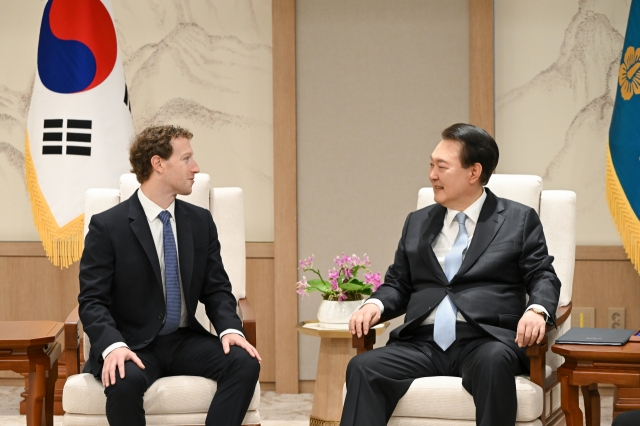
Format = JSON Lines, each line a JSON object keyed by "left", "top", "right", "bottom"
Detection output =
{"left": 434, "top": 212, "right": 468, "bottom": 350}
{"left": 158, "top": 210, "right": 181, "bottom": 336}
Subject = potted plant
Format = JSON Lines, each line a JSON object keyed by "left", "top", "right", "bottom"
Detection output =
{"left": 297, "top": 253, "right": 382, "bottom": 324}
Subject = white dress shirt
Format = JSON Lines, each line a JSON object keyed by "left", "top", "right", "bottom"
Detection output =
{"left": 364, "top": 189, "right": 548, "bottom": 324}
{"left": 102, "top": 189, "right": 243, "bottom": 359}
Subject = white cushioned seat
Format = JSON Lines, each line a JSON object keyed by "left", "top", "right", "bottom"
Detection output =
{"left": 63, "top": 173, "right": 260, "bottom": 426}
{"left": 392, "top": 376, "right": 542, "bottom": 421}
{"left": 63, "top": 373, "right": 260, "bottom": 424}
{"left": 353, "top": 174, "right": 574, "bottom": 426}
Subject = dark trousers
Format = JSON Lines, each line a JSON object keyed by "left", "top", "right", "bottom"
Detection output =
{"left": 341, "top": 323, "right": 526, "bottom": 426}
{"left": 102, "top": 328, "right": 260, "bottom": 426}
{"left": 613, "top": 410, "right": 640, "bottom": 426}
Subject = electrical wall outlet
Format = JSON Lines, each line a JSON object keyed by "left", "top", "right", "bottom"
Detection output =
{"left": 571, "top": 307, "right": 594, "bottom": 328}
{"left": 608, "top": 308, "right": 626, "bottom": 329}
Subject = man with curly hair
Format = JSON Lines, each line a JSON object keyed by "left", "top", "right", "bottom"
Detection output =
{"left": 78, "top": 125, "right": 260, "bottom": 426}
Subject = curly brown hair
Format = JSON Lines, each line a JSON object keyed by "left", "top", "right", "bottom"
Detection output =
{"left": 129, "top": 125, "right": 193, "bottom": 183}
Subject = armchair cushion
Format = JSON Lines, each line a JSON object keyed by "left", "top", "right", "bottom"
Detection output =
{"left": 391, "top": 376, "right": 542, "bottom": 421}
{"left": 343, "top": 371, "right": 554, "bottom": 425}
{"left": 63, "top": 373, "right": 260, "bottom": 423}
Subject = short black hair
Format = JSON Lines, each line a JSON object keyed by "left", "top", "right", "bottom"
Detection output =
{"left": 441, "top": 123, "right": 499, "bottom": 185}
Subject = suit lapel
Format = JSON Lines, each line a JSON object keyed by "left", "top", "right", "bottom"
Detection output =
{"left": 418, "top": 205, "right": 448, "bottom": 284}
{"left": 454, "top": 188, "right": 505, "bottom": 279}
{"left": 129, "top": 190, "right": 162, "bottom": 288}
{"left": 175, "top": 201, "right": 194, "bottom": 300}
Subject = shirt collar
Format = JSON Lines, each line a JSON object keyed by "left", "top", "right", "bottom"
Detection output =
{"left": 444, "top": 188, "right": 486, "bottom": 227}
{"left": 137, "top": 188, "right": 176, "bottom": 222}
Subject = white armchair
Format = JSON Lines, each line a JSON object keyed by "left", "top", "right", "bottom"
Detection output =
{"left": 61, "top": 173, "right": 261, "bottom": 426}
{"left": 350, "top": 174, "right": 575, "bottom": 426}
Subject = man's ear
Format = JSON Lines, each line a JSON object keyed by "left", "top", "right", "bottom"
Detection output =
{"left": 150, "top": 155, "right": 164, "bottom": 174}
{"left": 469, "top": 163, "right": 483, "bottom": 185}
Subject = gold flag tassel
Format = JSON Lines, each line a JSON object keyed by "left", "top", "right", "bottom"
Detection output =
{"left": 606, "top": 146, "right": 640, "bottom": 273}
{"left": 24, "top": 133, "right": 84, "bottom": 268}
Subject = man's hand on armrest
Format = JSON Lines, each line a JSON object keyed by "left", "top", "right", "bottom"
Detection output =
{"left": 102, "top": 347, "right": 145, "bottom": 387}
{"left": 350, "top": 303, "right": 381, "bottom": 338}
{"left": 515, "top": 310, "right": 547, "bottom": 348}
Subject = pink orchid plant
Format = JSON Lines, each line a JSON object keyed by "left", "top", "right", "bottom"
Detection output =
{"left": 296, "top": 253, "right": 382, "bottom": 301}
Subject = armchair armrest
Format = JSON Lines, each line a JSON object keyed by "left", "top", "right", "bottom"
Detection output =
{"left": 526, "top": 335, "right": 548, "bottom": 390}
{"left": 549, "top": 302, "right": 572, "bottom": 332}
{"left": 65, "top": 305, "right": 81, "bottom": 376}
{"left": 238, "top": 298, "right": 257, "bottom": 348}
{"left": 527, "top": 302, "right": 572, "bottom": 391}
{"left": 352, "top": 330, "right": 376, "bottom": 355}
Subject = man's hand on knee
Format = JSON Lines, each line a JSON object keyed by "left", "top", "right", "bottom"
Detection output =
{"left": 350, "top": 304, "right": 381, "bottom": 338}
{"left": 102, "top": 347, "right": 145, "bottom": 387}
{"left": 515, "top": 310, "right": 546, "bottom": 348}
{"left": 221, "top": 333, "right": 262, "bottom": 362}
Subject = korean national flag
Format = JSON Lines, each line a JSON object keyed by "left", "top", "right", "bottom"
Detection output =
{"left": 25, "top": 0, "right": 134, "bottom": 267}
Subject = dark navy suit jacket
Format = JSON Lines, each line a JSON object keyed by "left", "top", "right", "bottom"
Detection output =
{"left": 373, "top": 188, "right": 561, "bottom": 365}
{"left": 78, "top": 189, "right": 243, "bottom": 375}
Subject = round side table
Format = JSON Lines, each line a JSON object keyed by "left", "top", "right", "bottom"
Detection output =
{"left": 296, "top": 320, "right": 389, "bottom": 426}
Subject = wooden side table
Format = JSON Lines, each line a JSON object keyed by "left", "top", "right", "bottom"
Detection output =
{"left": 0, "top": 321, "right": 63, "bottom": 426}
{"left": 552, "top": 341, "right": 640, "bottom": 426}
{"left": 296, "top": 320, "right": 388, "bottom": 426}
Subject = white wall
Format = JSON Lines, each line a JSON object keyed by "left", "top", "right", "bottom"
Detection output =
{"left": 495, "top": 0, "right": 631, "bottom": 245}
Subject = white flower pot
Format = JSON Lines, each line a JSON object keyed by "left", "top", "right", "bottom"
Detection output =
{"left": 317, "top": 299, "right": 363, "bottom": 324}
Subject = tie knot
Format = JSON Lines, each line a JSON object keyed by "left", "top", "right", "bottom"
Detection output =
{"left": 455, "top": 212, "right": 466, "bottom": 225}
{"left": 158, "top": 210, "right": 172, "bottom": 225}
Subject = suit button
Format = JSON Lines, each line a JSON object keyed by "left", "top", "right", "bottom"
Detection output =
{"left": 159, "top": 313, "right": 164, "bottom": 320}
{"left": 446, "top": 285, "right": 452, "bottom": 290}
{"left": 144, "top": 339, "right": 150, "bottom": 344}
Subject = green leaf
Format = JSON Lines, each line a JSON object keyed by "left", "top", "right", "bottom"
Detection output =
{"left": 340, "top": 282, "right": 367, "bottom": 291}
{"left": 306, "top": 279, "right": 330, "bottom": 292}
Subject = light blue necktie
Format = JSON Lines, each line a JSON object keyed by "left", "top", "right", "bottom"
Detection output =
{"left": 434, "top": 212, "right": 468, "bottom": 350}
{"left": 158, "top": 210, "right": 181, "bottom": 336}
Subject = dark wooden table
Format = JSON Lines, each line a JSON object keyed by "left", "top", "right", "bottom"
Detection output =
{"left": 0, "top": 321, "right": 63, "bottom": 426}
{"left": 552, "top": 341, "right": 640, "bottom": 426}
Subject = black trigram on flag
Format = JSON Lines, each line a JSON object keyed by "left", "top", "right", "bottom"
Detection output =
{"left": 42, "top": 119, "right": 92, "bottom": 156}
{"left": 124, "top": 83, "right": 131, "bottom": 112}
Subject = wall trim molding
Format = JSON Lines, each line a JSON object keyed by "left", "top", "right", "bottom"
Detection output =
{"left": 0, "top": 241, "right": 275, "bottom": 259}
{"left": 6, "top": 243, "right": 623, "bottom": 262}
{"left": 0, "top": 241, "right": 46, "bottom": 257}
{"left": 246, "top": 242, "right": 275, "bottom": 259}
{"left": 575, "top": 246, "right": 628, "bottom": 261}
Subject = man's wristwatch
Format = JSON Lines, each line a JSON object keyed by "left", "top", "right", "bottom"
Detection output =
{"left": 530, "top": 307, "right": 547, "bottom": 320}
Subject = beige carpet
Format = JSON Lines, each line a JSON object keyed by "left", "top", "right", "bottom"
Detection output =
{"left": 0, "top": 385, "right": 616, "bottom": 425}
{"left": 0, "top": 387, "right": 312, "bottom": 425}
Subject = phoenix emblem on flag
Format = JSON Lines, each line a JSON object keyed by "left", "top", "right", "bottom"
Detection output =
{"left": 619, "top": 46, "right": 640, "bottom": 101}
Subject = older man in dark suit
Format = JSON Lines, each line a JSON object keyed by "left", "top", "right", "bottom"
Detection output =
{"left": 78, "top": 125, "right": 260, "bottom": 426}
{"left": 341, "top": 123, "right": 561, "bottom": 426}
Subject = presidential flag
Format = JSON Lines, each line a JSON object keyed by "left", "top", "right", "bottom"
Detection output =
{"left": 607, "top": 0, "right": 640, "bottom": 272}
{"left": 25, "top": 0, "right": 134, "bottom": 268}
